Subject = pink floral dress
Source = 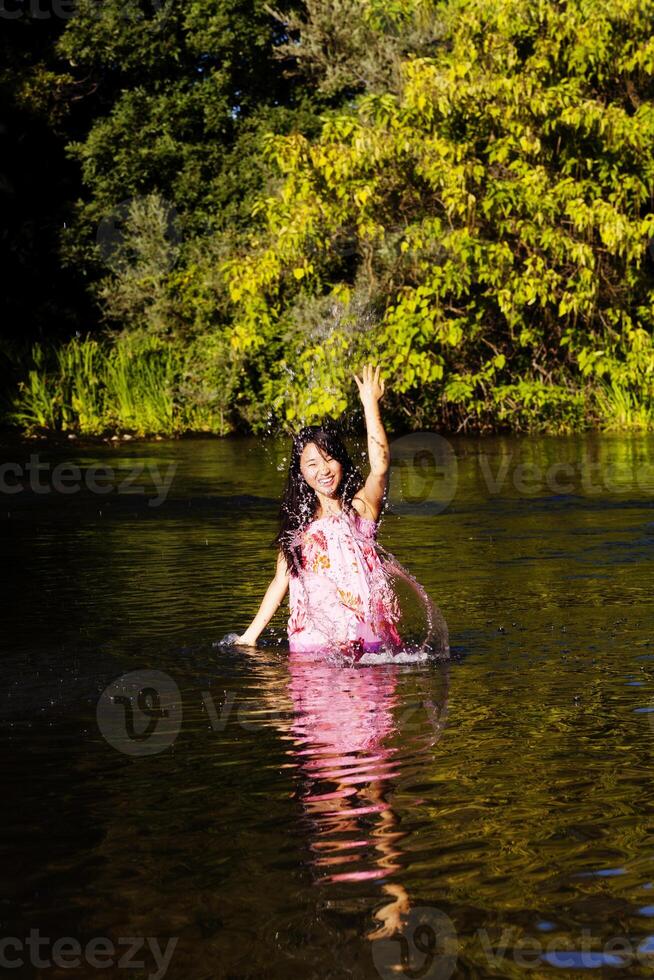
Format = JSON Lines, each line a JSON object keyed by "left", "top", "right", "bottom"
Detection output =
{"left": 287, "top": 508, "right": 403, "bottom": 657}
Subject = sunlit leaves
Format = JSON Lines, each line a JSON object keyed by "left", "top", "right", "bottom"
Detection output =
{"left": 221, "top": 0, "right": 654, "bottom": 431}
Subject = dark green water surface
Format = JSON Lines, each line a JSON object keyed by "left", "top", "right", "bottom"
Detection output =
{"left": 2, "top": 433, "right": 654, "bottom": 979}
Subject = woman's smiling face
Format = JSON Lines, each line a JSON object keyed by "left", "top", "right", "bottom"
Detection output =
{"left": 299, "top": 442, "right": 343, "bottom": 498}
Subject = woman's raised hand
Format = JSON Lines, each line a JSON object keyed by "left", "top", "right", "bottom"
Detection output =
{"left": 353, "top": 362, "right": 385, "bottom": 407}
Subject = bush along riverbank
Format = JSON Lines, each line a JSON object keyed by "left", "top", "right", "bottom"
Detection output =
{"left": 3, "top": 328, "right": 654, "bottom": 439}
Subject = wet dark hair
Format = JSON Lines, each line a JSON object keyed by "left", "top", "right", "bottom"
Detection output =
{"left": 272, "top": 420, "right": 364, "bottom": 577}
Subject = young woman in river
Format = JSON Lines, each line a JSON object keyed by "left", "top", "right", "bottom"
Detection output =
{"left": 235, "top": 363, "right": 403, "bottom": 660}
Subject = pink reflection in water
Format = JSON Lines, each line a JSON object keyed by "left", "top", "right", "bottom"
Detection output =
{"left": 286, "top": 650, "right": 410, "bottom": 937}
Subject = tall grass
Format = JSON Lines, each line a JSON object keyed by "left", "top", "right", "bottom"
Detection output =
{"left": 105, "top": 342, "right": 177, "bottom": 433}
{"left": 594, "top": 380, "right": 654, "bottom": 431}
{"left": 59, "top": 338, "right": 105, "bottom": 433}
{"left": 9, "top": 344, "right": 63, "bottom": 432}
{"left": 7, "top": 334, "right": 234, "bottom": 436}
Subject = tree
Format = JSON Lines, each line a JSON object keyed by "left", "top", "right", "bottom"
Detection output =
{"left": 55, "top": 0, "right": 323, "bottom": 252}
{"left": 221, "top": 0, "right": 654, "bottom": 432}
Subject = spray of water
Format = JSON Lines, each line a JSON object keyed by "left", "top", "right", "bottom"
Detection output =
{"left": 327, "top": 517, "right": 448, "bottom": 666}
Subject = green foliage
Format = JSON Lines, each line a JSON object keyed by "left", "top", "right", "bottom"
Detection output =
{"left": 6, "top": 0, "right": 654, "bottom": 435}
{"left": 55, "top": 0, "right": 321, "bottom": 248}
{"left": 594, "top": 379, "right": 654, "bottom": 431}
{"left": 265, "top": 0, "right": 446, "bottom": 97}
{"left": 220, "top": 0, "right": 654, "bottom": 432}
{"left": 10, "top": 345, "right": 63, "bottom": 433}
{"left": 8, "top": 334, "right": 238, "bottom": 437}
{"left": 95, "top": 192, "right": 183, "bottom": 338}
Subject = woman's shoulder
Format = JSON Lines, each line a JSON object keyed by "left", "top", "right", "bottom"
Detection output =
{"left": 349, "top": 501, "right": 379, "bottom": 539}
{"left": 350, "top": 495, "right": 379, "bottom": 524}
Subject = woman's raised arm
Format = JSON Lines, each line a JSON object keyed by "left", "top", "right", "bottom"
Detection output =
{"left": 352, "top": 363, "right": 390, "bottom": 522}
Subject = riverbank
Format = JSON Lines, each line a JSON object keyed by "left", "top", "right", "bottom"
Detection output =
{"left": 3, "top": 333, "right": 653, "bottom": 441}
{"left": 0, "top": 428, "right": 248, "bottom": 451}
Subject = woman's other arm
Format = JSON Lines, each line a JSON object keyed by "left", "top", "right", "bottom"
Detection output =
{"left": 237, "top": 550, "right": 290, "bottom": 646}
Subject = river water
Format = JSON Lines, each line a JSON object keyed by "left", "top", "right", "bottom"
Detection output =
{"left": 2, "top": 432, "right": 654, "bottom": 979}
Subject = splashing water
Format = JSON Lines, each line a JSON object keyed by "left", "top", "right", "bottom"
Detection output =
{"left": 219, "top": 510, "right": 448, "bottom": 665}
{"left": 217, "top": 633, "right": 242, "bottom": 647}
{"left": 366, "top": 540, "right": 449, "bottom": 665}
{"left": 231, "top": 313, "right": 449, "bottom": 665}
{"left": 291, "top": 512, "right": 447, "bottom": 666}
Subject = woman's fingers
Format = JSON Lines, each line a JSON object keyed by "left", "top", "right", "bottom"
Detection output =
{"left": 355, "top": 363, "right": 384, "bottom": 389}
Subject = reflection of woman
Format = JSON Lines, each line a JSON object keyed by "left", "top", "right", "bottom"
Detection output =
{"left": 286, "top": 651, "right": 411, "bottom": 938}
